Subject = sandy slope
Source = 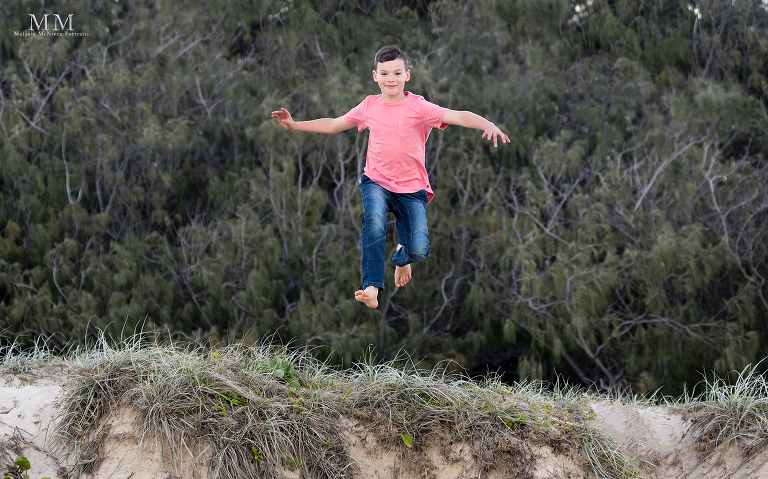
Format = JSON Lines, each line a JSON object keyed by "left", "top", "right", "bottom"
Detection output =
{"left": 591, "top": 402, "right": 768, "bottom": 478}
{"left": 0, "top": 369, "right": 763, "bottom": 479}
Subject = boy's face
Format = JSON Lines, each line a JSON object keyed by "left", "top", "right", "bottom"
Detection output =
{"left": 372, "top": 58, "right": 410, "bottom": 101}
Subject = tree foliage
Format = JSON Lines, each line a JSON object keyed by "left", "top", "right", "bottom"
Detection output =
{"left": 1, "top": 0, "right": 767, "bottom": 393}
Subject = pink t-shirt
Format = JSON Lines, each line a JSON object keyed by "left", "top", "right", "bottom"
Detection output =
{"left": 344, "top": 91, "right": 448, "bottom": 203}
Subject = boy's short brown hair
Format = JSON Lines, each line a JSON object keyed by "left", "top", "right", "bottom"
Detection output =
{"left": 373, "top": 45, "right": 409, "bottom": 71}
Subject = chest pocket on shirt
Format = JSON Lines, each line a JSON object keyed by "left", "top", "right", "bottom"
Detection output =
{"left": 399, "top": 118, "right": 415, "bottom": 137}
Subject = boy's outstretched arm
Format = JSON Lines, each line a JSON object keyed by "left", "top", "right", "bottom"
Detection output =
{"left": 271, "top": 108, "right": 355, "bottom": 134}
{"left": 442, "top": 110, "right": 510, "bottom": 147}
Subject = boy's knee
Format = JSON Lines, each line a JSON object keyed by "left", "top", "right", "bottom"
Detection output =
{"left": 407, "top": 248, "right": 429, "bottom": 263}
{"left": 407, "top": 235, "right": 430, "bottom": 263}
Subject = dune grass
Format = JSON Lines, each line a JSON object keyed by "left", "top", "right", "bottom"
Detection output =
{"left": 4, "top": 334, "right": 638, "bottom": 479}
{"left": 0, "top": 336, "right": 59, "bottom": 375}
{"left": 686, "top": 363, "right": 768, "bottom": 458}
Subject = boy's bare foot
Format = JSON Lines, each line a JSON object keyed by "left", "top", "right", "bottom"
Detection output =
{"left": 394, "top": 244, "right": 412, "bottom": 287}
{"left": 355, "top": 285, "right": 379, "bottom": 308}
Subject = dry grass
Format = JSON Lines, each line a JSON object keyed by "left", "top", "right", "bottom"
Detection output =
{"left": 687, "top": 363, "right": 768, "bottom": 458}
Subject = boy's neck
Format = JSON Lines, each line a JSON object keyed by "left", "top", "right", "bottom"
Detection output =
{"left": 382, "top": 91, "right": 407, "bottom": 103}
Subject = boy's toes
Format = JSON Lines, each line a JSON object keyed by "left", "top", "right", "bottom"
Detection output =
{"left": 394, "top": 264, "right": 412, "bottom": 287}
{"left": 354, "top": 290, "right": 378, "bottom": 308}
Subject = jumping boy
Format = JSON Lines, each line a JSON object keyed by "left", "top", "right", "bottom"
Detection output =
{"left": 271, "top": 45, "right": 509, "bottom": 308}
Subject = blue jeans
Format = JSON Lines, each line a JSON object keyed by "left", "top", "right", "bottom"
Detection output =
{"left": 357, "top": 174, "right": 430, "bottom": 290}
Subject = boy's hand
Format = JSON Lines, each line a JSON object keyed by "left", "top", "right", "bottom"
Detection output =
{"left": 482, "top": 124, "right": 510, "bottom": 148}
{"left": 271, "top": 108, "right": 295, "bottom": 131}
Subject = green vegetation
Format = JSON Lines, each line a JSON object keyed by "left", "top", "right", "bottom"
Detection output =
{"left": 4, "top": 456, "right": 50, "bottom": 479}
{"left": 1, "top": 0, "right": 767, "bottom": 394}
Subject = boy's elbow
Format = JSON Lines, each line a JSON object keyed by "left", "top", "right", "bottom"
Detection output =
{"left": 444, "top": 110, "right": 471, "bottom": 127}
{"left": 334, "top": 118, "right": 352, "bottom": 133}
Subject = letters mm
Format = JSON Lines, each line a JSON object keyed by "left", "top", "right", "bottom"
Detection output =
{"left": 29, "top": 14, "right": 74, "bottom": 31}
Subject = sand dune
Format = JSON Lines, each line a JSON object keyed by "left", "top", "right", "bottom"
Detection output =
{"left": 0, "top": 368, "right": 763, "bottom": 479}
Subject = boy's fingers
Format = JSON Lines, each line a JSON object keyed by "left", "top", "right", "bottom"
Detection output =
{"left": 484, "top": 130, "right": 511, "bottom": 147}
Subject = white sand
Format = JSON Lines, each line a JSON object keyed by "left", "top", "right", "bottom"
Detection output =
{"left": 1, "top": 369, "right": 764, "bottom": 479}
{"left": 0, "top": 372, "right": 66, "bottom": 478}
{"left": 591, "top": 401, "right": 768, "bottom": 478}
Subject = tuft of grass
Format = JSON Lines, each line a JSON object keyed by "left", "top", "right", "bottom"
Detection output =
{"left": 579, "top": 427, "right": 642, "bottom": 479}
{"left": 687, "top": 363, "right": 768, "bottom": 457}
{"left": 0, "top": 336, "right": 61, "bottom": 376}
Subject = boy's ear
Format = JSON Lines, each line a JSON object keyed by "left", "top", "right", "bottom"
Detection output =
{"left": 372, "top": 70, "right": 377, "bottom": 82}
{"left": 405, "top": 69, "right": 410, "bottom": 81}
